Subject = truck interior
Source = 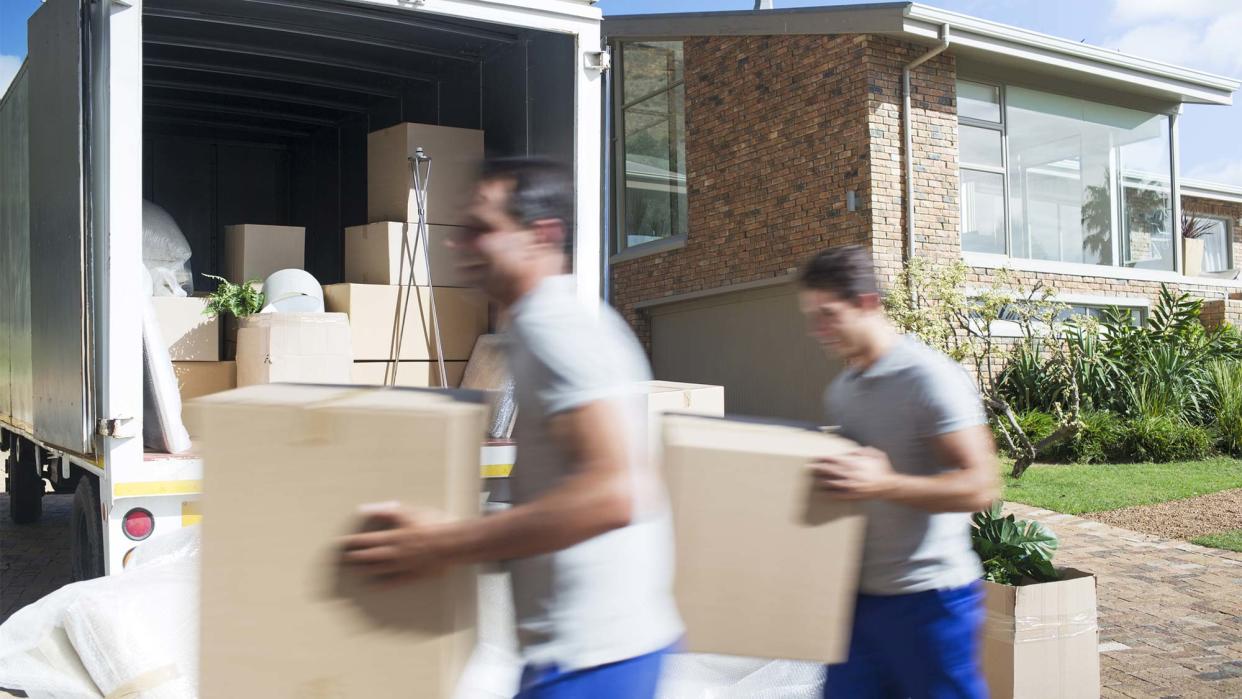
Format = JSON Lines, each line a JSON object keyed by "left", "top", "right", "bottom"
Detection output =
{"left": 141, "top": 0, "right": 577, "bottom": 290}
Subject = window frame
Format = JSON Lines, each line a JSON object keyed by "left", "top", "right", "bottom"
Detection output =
{"left": 968, "top": 293, "right": 1150, "bottom": 339}
{"left": 957, "top": 78, "right": 1010, "bottom": 256}
{"left": 957, "top": 77, "right": 1177, "bottom": 273}
{"left": 611, "top": 40, "right": 689, "bottom": 260}
{"left": 1194, "top": 214, "right": 1234, "bottom": 274}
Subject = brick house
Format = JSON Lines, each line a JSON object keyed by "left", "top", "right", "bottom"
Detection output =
{"left": 601, "top": 3, "right": 1242, "bottom": 422}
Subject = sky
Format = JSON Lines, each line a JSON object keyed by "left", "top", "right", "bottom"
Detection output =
{"left": 2, "top": 0, "right": 1239, "bottom": 185}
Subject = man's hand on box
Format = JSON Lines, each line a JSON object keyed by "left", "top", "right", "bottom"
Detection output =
{"left": 810, "top": 447, "right": 897, "bottom": 501}
{"left": 340, "top": 503, "right": 453, "bottom": 586}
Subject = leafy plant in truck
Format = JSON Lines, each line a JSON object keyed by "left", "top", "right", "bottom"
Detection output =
{"left": 203, "top": 274, "right": 265, "bottom": 319}
{"left": 970, "top": 501, "right": 1059, "bottom": 585}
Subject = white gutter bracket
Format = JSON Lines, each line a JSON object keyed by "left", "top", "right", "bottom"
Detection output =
{"left": 902, "top": 23, "right": 950, "bottom": 263}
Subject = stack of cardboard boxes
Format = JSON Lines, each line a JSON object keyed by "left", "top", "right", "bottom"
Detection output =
{"left": 328, "top": 123, "right": 489, "bottom": 388}
{"left": 151, "top": 296, "right": 234, "bottom": 403}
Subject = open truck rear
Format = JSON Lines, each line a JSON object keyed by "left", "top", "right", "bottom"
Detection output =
{"left": 0, "top": 0, "right": 606, "bottom": 578}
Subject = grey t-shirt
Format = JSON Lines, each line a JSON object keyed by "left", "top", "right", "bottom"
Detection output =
{"left": 503, "top": 275, "right": 683, "bottom": 671}
{"left": 825, "top": 335, "right": 986, "bottom": 595}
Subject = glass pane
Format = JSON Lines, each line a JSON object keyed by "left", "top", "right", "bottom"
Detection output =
{"left": 960, "top": 125, "right": 1002, "bottom": 168}
{"left": 958, "top": 81, "right": 1001, "bottom": 122}
{"left": 1199, "top": 218, "right": 1231, "bottom": 273}
{"left": 960, "top": 169, "right": 1006, "bottom": 254}
{"left": 1005, "top": 86, "right": 1171, "bottom": 269}
{"left": 621, "top": 42, "right": 688, "bottom": 251}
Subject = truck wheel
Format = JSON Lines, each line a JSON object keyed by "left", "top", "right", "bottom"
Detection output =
{"left": 71, "top": 477, "right": 105, "bottom": 581}
{"left": 8, "top": 439, "right": 44, "bottom": 524}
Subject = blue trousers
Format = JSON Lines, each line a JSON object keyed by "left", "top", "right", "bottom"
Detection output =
{"left": 514, "top": 645, "right": 672, "bottom": 699}
{"left": 824, "top": 582, "right": 988, "bottom": 699}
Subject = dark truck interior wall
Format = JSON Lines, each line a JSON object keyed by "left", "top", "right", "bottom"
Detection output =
{"left": 140, "top": 0, "right": 575, "bottom": 290}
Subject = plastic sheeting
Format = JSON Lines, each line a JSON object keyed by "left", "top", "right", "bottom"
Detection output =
{"left": 0, "top": 525, "right": 201, "bottom": 699}
{"left": 142, "top": 200, "right": 193, "bottom": 297}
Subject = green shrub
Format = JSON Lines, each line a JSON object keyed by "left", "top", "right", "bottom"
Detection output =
{"left": 1045, "top": 410, "right": 1126, "bottom": 464}
{"left": 993, "top": 411, "right": 1055, "bottom": 458}
{"left": 1207, "top": 361, "right": 1242, "bottom": 456}
{"left": 1122, "top": 415, "right": 1213, "bottom": 463}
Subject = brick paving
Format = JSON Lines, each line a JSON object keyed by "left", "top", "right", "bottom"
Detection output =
{"left": 0, "top": 463, "right": 73, "bottom": 625}
{"left": 1008, "top": 503, "right": 1242, "bottom": 699}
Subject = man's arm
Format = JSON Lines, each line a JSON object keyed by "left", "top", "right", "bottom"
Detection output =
{"left": 340, "top": 400, "right": 634, "bottom": 582}
{"left": 811, "top": 424, "right": 1000, "bottom": 513}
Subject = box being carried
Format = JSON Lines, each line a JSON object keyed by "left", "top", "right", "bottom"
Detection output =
{"left": 344, "top": 222, "right": 468, "bottom": 286}
{"left": 235, "top": 313, "right": 351, "bottom": 387}
{"left": 192, "top": 384, "right": 487, "bottom": 699}
{"left": 982, "top": 569, "right": 1100, "bottom": 699}
{"left": 642, "top": 380, "right": 724, "bottom": 416}
{"left": 661, "top": 413, "right": 865, "bottom": 663}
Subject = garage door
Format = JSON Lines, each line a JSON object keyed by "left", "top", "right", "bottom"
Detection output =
{"left": 647, "top": 281, "right": 843, "bottom": 424}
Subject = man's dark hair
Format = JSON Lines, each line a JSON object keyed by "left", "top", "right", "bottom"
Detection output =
{"left": 479, "top": 157, "right": 575, "bottom": 244}
{"left": 798, "top": 245, "right": 879, "bottom": 301}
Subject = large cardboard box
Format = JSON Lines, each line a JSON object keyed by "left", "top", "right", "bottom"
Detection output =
{"left": 323, "top": 284, "right": 487, "bottom": 361}
{"left": 351, "top": 361, "right": 467, "bottom": 388}
{"left": 367, "top": 123, "right": 484, "bottom": 225}
{"left": 223, "top": 224, "right": 305, "bottom": 284}
{"left": 192, "top": 384, "right": 486, "bottom": 698}
{"left": 661, "top": 413, "right": 865, "bottom": 662}
{"left": 643, "top": 380, "right": 725, "bottom": 416}
{"left": 344, "top": 222, "right": 469, "bottom": 286}
{"left": 151, "top": 296, "right": 219, "bottom": 361}
{"left": 982, "top": 569, "right": 1100, "bottom": 699}
{"left": 236, "top": 313, "right": 352, "bottom": 387}
{"left": 172, "top": 361, "right": 236, "bottom": 401}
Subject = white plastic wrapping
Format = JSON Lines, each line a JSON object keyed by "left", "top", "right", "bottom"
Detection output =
{"left": 142, "top": 200, "right": 193, "bottom": 297}
{"left": 0, "top": 527, "right": 202, "bottom": 699}
{"left": 142, "top": 288, "right": 192, "bottom": 455}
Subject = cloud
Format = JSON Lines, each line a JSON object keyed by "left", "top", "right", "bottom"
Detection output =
{"left": 0, "top": 55, "right": 21, "bottom": 97}
{"left": 1105, "top": 3, "right": 1242, "bottom": 75}
{"left": 1185, "top": 159, "right": 1242, "bottom": 188}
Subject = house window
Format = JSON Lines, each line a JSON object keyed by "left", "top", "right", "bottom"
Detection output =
{"left": 614, "top": 41, "right": 688, "bottom": 255}
{"left": 1196, "top": 215, "right": 1233, "bottom": 273}
{"left": 980, "top": 300, "right": 1146, "bottom": 337}
{"left": 957, "top": 80, "right": 1173, "bottom": 272}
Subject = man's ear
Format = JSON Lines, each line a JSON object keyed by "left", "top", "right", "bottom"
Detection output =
{"left": 531, "top": 218, "right": 566, "bottom": 249}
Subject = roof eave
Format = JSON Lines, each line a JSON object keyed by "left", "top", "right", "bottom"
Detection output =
{"left": 1181, "top": 179, "right": 1242, "bottom": 205}
{"left": 904, "top": 4, "right": 1238, "bottom": 106}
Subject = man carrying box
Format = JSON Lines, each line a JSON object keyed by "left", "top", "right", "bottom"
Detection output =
{"left": 341, "top": 158, "right": 682, "bottom": 698}
{"left": 797, "top": 246, "right": 1001, "bottom": 699}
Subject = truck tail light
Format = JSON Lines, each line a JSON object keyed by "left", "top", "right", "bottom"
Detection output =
{"left": 122, "top": 508, "right": 154, "bottom": 541}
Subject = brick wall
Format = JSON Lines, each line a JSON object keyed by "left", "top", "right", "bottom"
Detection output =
{"left": 1183, "top": 195, "right": 1242, "bottom": 269}
{"left": 610, "top": 34, "right": 873, "bottom": 348}
{"left": 609, "top": 32, "right": 1242, "bottom": 352}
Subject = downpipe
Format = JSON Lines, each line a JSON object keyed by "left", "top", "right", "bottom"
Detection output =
{"left": 902, "top": 24, "right": 950, "bottom": 264}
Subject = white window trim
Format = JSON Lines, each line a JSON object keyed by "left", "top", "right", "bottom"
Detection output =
{"left": 1194, "top": 214, "right": 1234, "bottom": 274}
{"left": 965, "top": 291, "right": 1150, "bottom": 339}
{"left": 964, "top": 251, "right": 1242, "bottom": 289}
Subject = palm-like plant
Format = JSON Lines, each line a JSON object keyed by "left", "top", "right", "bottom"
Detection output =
{"left": 971, "top": 502, "right": 1060, "bottom": 585}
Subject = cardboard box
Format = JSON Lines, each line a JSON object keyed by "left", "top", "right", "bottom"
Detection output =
{"left": 151, "top": 296, "right": 220, "bottom": 361}
{"left": 351, "top": 361, "right": 467, "bottom": 388}
{"left": 236, "top": 313, "right": 352, "bottom": 387}
{"left": 172, "top": 361, "right": 236, "bottom": 401}
{"left": 192, "top": 384, "right": 486, "bottom": 699}
{"left": 367, "top": 123, "right": 484, "bottom": 225}
{"left": 643, "top": 381, "right": 725, "bottom": 416}
{"left": 661, "top": 413, "right": 865, "bottom": 662}
{"left": 223, "top": 224, "right": 305, "bottom": 284}
{"left": 982, "top": 569, "right": 1100, "bottom": 699}
{"left": 323, "top": 284, "right": 487, "bottom": 361}
{"left": 344, "top": 222, "right": 468, "bottom": 286}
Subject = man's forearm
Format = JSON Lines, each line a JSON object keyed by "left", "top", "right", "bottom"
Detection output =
{"left": 883, "top": 469, "right": 998, "bottom": 513}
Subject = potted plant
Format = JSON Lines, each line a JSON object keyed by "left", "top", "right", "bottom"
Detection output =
{"left": 203, "top": 274, "right": 265, "bottom": 359}
{"left": 1182, "top": 213, "right": 1215, "bottom": 277}
{"left": 972, "top": 502, "right": 1100, "bottom": 699}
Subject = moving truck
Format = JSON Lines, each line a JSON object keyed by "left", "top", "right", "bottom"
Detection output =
{"left": 0, "top": 0, "right": 606, "bottom": 577}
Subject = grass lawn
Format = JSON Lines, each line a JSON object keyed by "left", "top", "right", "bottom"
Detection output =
{"left": 1001, "top": 458, "right": 1242, "bottom": 514}
{"left": 1191, "top": 529, "right": 1242, "bottom": 552}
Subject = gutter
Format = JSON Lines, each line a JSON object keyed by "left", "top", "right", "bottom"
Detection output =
{"left": 902, "top": 22, "right": 949, "bottom": 263}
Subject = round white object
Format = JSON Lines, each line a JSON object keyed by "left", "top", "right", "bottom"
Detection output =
{"left": 260, "top": 268, "right": 324, "bottom": 313}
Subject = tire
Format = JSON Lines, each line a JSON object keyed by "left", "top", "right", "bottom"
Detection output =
{"left": 8, "top": 439, "right": 44, "bottom": 525}
{"left": 50, "top": 468, "right": 84, "bottom": 495}
{"left": 71, "top": 477, "right": 105, "bottom": 581}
